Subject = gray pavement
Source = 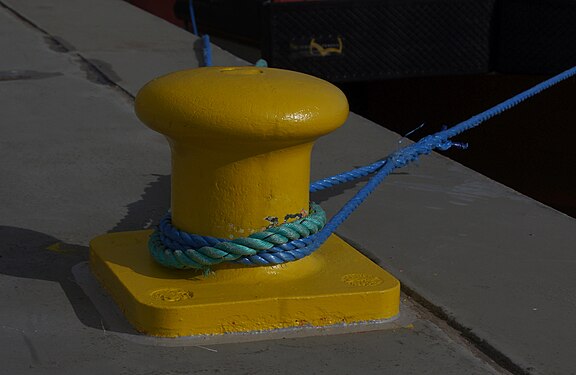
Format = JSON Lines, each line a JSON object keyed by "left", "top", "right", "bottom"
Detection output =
{"left": 1, "top": 0, "right": 574, "bottom": 374}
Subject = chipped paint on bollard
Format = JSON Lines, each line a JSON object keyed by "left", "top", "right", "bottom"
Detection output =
{"left": 90, "top": 67, "right": 400, "bottom": 337}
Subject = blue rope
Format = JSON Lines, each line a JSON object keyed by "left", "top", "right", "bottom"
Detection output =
{"left": 188, "top": 0, "right": 212, "bottom": 67}
{"left": 150, "top": 66, "right": 576, "bottom": 270}
{"left": 202, "top": 35, "right": 212, "bottom": 67}
{"left": 310, "top": 159, "right": 385, "bottom": 193}
{"left": 188, "top": 0, "right": 198, "bottom": 36}
{"left": 442, "top": 67, "right": 576, "bottom": 140}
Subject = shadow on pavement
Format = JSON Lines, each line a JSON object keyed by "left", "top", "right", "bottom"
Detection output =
{"left": 110, "top": 174, "right": 171, "bottom": 233}
{"left": 0, "top": 174, "right": 172, "bottom": 334}
{"left": 0, "top": 225, "right": 107, "bottom": 331}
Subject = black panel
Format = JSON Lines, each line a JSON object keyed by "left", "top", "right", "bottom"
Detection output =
{"left": 263, "top": 0, "right": 496, "bottom": 81}
{"left": 495, "top": 0, "right": 576, "bottom": 74}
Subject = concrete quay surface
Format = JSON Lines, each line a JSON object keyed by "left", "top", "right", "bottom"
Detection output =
{"left": 0, "top": 1, "right": 575, "bottom": 374}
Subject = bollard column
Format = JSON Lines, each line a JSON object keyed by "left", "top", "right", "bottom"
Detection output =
{"left": 90, "top": 67, "right": 400, "bottom": 337}
{"left": 134, "top": 67, "right": 348, "bottom": 238}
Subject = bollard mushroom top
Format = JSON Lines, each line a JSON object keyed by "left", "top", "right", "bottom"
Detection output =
{"left": 135, "top": 67, "right": 349, "bottom": 144}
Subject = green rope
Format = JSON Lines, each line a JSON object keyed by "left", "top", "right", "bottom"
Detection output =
{"left": 150, "top": 202, "right": 326, "bottom": 270}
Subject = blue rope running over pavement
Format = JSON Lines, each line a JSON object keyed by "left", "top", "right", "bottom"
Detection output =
{"left": 149, "top": 66, "right": 576, "bottom": 271}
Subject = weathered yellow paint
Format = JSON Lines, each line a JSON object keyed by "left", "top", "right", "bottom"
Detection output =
{"left": 135, "top": 67, "right": 349, "bottom": 237}
{"left": 46, "top": 242, "right": 75, "bottom": 254}
{"left": 90, "top": 230, "right": 400, "bottom": 337}
{"left": 90, "top": 66, "right": 401, "bottom": 337}
{"left": 46, "top": 242, "right": 64, "bottom": 253}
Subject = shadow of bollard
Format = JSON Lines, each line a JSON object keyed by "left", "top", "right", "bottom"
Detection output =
{"left": 109, "top": 174, "right": 171, "bottom": 233}
{"left": 0, "top": 226, "right": 122, "bottom": 332}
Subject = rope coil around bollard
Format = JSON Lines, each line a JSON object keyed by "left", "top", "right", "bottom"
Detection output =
{"left": 148, "top": 65, "right": 576, "bottom": 271}
{"left": 149, "top": 203, "right": 326, "bottom": 270}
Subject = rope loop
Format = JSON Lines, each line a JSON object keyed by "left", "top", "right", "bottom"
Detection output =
{"left": 149, "top": 203, "right": 327, "bottom": 270}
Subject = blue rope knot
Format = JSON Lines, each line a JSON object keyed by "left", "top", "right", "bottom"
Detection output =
{"left": 391, "top": 134, "right": 470, "bottom": 167}
{"left": 390, "top": 135, "right": 440, "bottom": 167}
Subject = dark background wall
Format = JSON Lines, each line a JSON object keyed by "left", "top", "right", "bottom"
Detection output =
{"left": 339, "top": 74, "right": 576, "bottom": 218}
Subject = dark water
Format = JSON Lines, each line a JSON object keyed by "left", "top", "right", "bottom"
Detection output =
{"left": 337, "top": 75, "right": 576, "bottom": 218}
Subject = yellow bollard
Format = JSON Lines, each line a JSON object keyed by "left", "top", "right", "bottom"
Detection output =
{"left": 134, "top": 67, "right": 348, "bottom": 238}
{"left": 90, "top": 67, "right": 400, "bottom": 337}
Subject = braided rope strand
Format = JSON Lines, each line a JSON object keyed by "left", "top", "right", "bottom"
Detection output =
{"left": 148, "top": 203, "right": 326, "bottom": 270}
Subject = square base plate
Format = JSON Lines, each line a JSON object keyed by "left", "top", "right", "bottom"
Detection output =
{"left": 90, "top": 230, "right": 400, "bottom": 337}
